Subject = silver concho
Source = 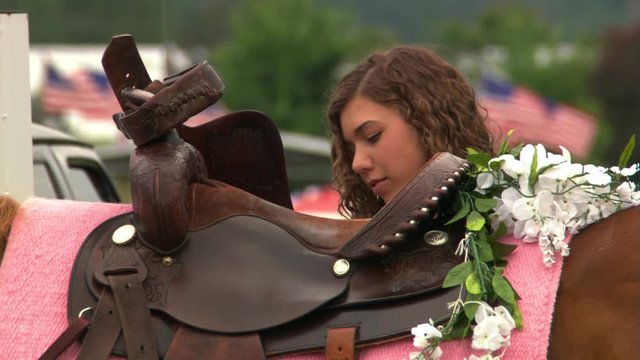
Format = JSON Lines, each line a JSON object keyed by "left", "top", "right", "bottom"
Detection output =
{"left": 112, "top": 224, "right": 136, "bottom": 245}
{"left": 424, "top": 230, "right": 448, "bottom": 246}
{"left": 332, "top": 259, "right": 350, "bottom": 277}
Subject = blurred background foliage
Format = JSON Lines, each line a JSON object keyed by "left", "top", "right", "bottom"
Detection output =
{"left": 3, "top": 0, "right": 639, "bottom": 165}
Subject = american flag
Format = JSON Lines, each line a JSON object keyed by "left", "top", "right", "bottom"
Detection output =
{"left": 43, "top": 63, "right": 228, "bottom": 127}
{"left": 42, "top": 63, "right": 121, "bottom": 120}
{"left": 478, "top": 77, "right": 597, "bottom": 160}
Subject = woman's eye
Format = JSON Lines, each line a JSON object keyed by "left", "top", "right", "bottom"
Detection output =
{"left": 366, "top": 132, "right": 381, "bottom": 144}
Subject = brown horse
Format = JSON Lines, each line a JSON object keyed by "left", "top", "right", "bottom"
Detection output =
{"left": 548, "top": 204, "right": 640, "bottom": 359}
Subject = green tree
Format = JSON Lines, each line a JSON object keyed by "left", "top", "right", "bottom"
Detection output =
{"left": 438, "top": 4, "right": 599, "bottom": 113}
{"left": 436, "top": 4, "right": 605, "bottom": 160}
{"left": 211, "top": 0, "right": 394, "bottom": 135}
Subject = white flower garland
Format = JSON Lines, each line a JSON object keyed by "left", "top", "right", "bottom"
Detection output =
{"left": 409, "top": 137, "right": 639, "bottom": 359}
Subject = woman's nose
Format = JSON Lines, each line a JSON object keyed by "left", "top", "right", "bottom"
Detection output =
{"left": 351, "top": 147, "right": 373, "bottom": 174}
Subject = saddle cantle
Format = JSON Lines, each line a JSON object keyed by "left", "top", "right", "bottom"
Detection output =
{"left": 41, "top": 35, "right": 470, "bottom": 360}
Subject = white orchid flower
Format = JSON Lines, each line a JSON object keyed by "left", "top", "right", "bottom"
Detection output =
{"left": 472, "top": 316, "right": 510, "bottom": 352}
{"left": 621, "top": 164, "right": 639, "bottom": 176}
{"left": 611, "top": 163, "right": 639, "bottom": 177}
{"left": 559, "top": 145, "right": 572, "bottom": 162}
{"left": 494, "top": 306, "right": 516, "bottom": 331}
{"left": 616, "top": 181, "right": 636, "bottom": 199}
{"left": 518, "top": 144, "right": 541, "bottom": 169}
{"left": 476, "top": 172, "right": 496, "bottom": 191}
{"left": 493, "top": 187, "right": 521, "bottom": 228}
{"left": 566, "top": 217, "right": 585, "bottom": 234}
{"left": 513, "top": 219, "right": 527, "bottom": 240}
{"left": 492, "top": 154, "right": 527, "bottom": 179}
{"left": 542, "top": 219, "right": 566, "bottom": 240}
{"left": 599, "top": 201, "right": 617, "bottom": 218}
{"left": 564, "top": 186, "right": 592, "bottom": 206}
{"left": 537, "top": 163, "right": 583, "bottom": 191}
{"left": 584, "top": 172, "right": 612, "bottom": 187}
{"left": 511, "top": 197, "right": 535, "bottom": 221}
{"left": 582, "top": 164, "right": 612, "bottom": 187}
{"left": 473, "top": 302, "right": 492, "bottom": 323}
{"left": 556, "top": 200, "right": 578, "bottom": 220}
{"left": 552, "top": 236, "right": 570, "bottom": 257}
{"left": 585, "top": 203, "right": 601, "bottom": 224}
{"left": 533, "top": 190, "right": 554, "bottom": 217}
{"left": 411, "top": 323, "right": 442, "bottom": 349}
{"left": 522, "top": 219, "right": 541, "bottom": 240}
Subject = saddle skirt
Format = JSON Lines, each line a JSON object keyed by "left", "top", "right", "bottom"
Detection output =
{"left": 0, "top": 197, "right": 567, "bottom": 359}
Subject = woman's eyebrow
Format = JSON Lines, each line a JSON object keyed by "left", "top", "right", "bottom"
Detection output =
{"left": 343, "top": 120, "right": 376, "bottom": 143}
{"left": 353, "top": 120, "right": 375, "bottom": 137}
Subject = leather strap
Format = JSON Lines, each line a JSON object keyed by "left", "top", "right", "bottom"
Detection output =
{"left": 38, "top": 316, "right": 90, "bottom": 360}
{"left": 77, "top": 288, "right": 122, "bottom": 360}
{"left": 108, "top": 272, "right": 158, "bottom": 359}
{"left": 325, "top": 327, "right": 357, "bottom": 360}
{"left": 165, "top": 325, "right": 266, "bottom": 360}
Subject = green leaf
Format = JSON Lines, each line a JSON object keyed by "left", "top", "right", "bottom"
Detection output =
{"left": 474, "top": 197, "right": 497, "bottom": 212}
{"left": 465, "top": 273, "right": 482, "bottom": 294}
{"left": 618, "top": 135, "right": 636, "bottom": 169}
{"left": 445, "top": 313, "right": 472, "bottom": 340}
{"left": 492, "top": 274, "right": 516, "bottom": 304}
{"left": 490, "top": 222, "right": 508, "bottom": 242}
{"left": 537, "top": 162, "right": 562, "bottom": 177}
{"left": 510, "top": 143, "right": 524, "bottom": 157}
{"left": 445, "top": 198, "right": 471, "bottom": 225}
{"left": 512, "top": 303, "right": 524, "bottom": 329}
{"left": 442, "top": 261, "right": 473, "bottom": 288}
{"left": 467, "top": 152, "right": 492, "bottom": 169}
{"left": 528, "top": 147, "right": 538, "bottom": 191}
{"left": 492, "top": 242, "right": 517, "bottom": 259}
{"left": 464, "top": 293, "right": 481, "bottom": 320}
{"left": 466, "top": 210, "right": 486, "bottom": 231}
{"left": 498, "top": 129, "right": 515, "bottom": 155}
{"left": 476, "top": 238, "right": 494, "bottom": 262}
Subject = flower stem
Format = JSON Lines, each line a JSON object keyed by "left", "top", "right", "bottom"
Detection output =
{"left": 468, "top": 232, "right": 488, "bottom": 301}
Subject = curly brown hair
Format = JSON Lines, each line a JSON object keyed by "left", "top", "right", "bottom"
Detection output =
{"left": 327, "top": 46, "right": 494, "bottom": 218}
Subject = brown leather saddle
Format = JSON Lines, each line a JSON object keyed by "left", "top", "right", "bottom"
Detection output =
{"left": 41, "top": 35, "right": 469, "bottom": 360}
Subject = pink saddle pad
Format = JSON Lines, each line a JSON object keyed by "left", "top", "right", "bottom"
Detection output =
{"left": 0, "top": 198, "right": 566, "bottom": 359}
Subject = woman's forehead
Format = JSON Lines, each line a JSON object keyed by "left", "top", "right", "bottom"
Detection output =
{"left": 340, "top": 96, "right": 397, "bottom": 139}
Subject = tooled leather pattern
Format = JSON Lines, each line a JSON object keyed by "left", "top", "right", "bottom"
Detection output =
{"left": 382, "top": 246, "right": 460, "bottom": 293}
{"left": 94, "top": 238, "right": 182, "bottom": 306}
{"left": 155, "top": 80, "right": 215, "bottom": 116}
{"left": 130, "top": 138, "right": 207, "bottom": 253}
{"left": 135, "top": 245, "right": 182, "bottom": 305}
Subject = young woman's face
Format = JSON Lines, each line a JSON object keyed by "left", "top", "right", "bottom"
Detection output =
{"left": 340, "top": 95, "right": 428, "bottom": 203}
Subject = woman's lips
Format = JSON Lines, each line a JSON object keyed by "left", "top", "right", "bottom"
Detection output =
{"left": 368, "top": 178, "right": 387, "bottom": 196}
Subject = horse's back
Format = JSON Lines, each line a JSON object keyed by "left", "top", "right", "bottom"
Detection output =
{"left": 550, "top": 205, "right": 640, "bottom": 359}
